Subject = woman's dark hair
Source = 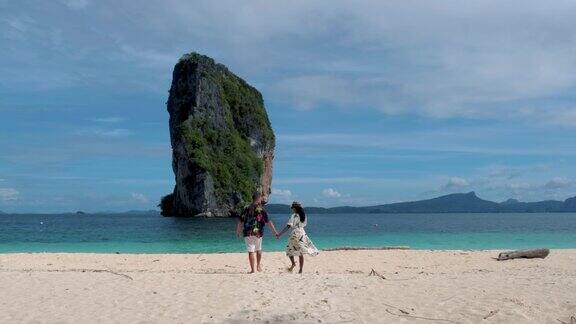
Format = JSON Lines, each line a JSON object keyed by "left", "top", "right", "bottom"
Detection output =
{"left": 292, "top": 205, "right": 306, "bottom": 223}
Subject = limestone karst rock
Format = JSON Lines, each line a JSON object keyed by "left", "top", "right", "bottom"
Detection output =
{"left": 160, "top": 53, "right": 275, "bottom": 217}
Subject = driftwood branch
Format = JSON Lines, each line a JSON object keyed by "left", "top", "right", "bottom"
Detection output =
{"left": 496, "top": 249, "right": 550, "bottom": 261}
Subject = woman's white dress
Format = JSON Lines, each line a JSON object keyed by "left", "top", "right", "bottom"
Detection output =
{"left": 285, "top": 213, "right": 319, "bottom": 257}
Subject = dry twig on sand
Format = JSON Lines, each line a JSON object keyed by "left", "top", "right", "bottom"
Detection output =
{"left": 483, "top": 310, "right": 499, "bottom": 320}
{"left": 381, "top": 301, "right": 458, "bottom": 323}
{"left": 95, "top": 269, "right": 134, "bottom": 280}
{"left": 2, "top": 268, "right": 134, "bottom": 280}
{"left": 556, "top": 315, "right": 576, "bottom": 324}
{"left": 385, "top": 309, "right": 458, "bottom": 323}
{"left": 368, "top": 269, "right": 386, "bottom": 279}
{"left": 323, "top": 246, "right": 409, "bottom": 251}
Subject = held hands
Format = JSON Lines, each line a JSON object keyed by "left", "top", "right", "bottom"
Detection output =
{"left": 275, "top": 232, "right": 281, "bottom": 239}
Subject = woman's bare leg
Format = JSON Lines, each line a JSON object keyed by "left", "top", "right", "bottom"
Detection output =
{"left": 288, "top": 256, "right": 296, "bottom": 271}
{"left": 256, "top": 251, "right": 263, "bottom": 271}
{"left": 298, "top": 255, "right": 304, "bottom": 273}
{"left": 248, "top": 252, "right": 256, "bottom": 273}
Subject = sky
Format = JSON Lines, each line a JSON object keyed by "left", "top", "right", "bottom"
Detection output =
{"left": 1, "top": 0, "right": 576, "bottom": 212}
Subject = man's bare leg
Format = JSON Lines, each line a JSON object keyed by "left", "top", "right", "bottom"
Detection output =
{"left": 288, "top": 256, "right": 296, "bottom": 272}
{"left": 248, "top": 252, "right": 256, "bottom": 273}
{"left": 256, "top": 251, "right": 263, "bottom": 271}
{"left": 298, "top": 255, "right": 304, "bottom": 274}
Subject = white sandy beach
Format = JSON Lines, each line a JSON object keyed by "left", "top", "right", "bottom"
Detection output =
{"left": 0, "top": 250, "right": 575, "bottom": 323}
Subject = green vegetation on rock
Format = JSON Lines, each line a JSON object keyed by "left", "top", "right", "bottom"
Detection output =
{"left": 181, "top": 121, "right": 262, "bottom": 203}
{"left": 219, "top": 73, "right": 275, "bottom": 146}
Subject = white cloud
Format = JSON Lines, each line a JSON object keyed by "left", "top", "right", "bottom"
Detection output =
{"left": 130, "top": 192, "right": 148, "bottom": 204}
{"left": 1, "top": 15, "right": 37, "bottom": 41}
{"left": 273, "top": 75, "right": 359, "bottom": 110}
{"left": 543, "top": 177, "right": 573, "bottom": 190}
{"left": 271, "top": 188, "right": 294, "bottom": 204}
{"left": 487, "top": 166, "right": 523, "bottom": 180}
{"left": 76, "top": 128, "right": 133, "bottom": 138}
{"left": 441, "top": 177, "right": 470, "bottom": 191}
{"left": 276, "top": 177, "right": 383, "bottom": 185}
{"left": 504, "top": 183, "right": 532, "bottom": 191}
{"left": 0, "top": 188, "right": 19, "bottom": 202}
{"left": 100, "top": 129, "right": 132, "bottom": 137}
{"left": 119, "top": 44, "right": 176, "bottom": 69}
{"left": 272, "top": 188, "right": 292, "bottom": 197}
{"left": 518, "top": 107, "right": 576, "bottom": 127}
{"left": 59, "top": 0, "right": 90, "bottom": 10}
{"left": 278, "top": 130, "right": 576, "bottom": 158}
{"left": 4, "top": 1, "right": 576, "bottom": 126}
{"left": 258, "top": 1, "right": 576, "bottom": 125}
{"left": 92, "top": 117, "right": 125, "bottom": 123}
{"left": 322, "top": 188, "right": 342, "bottom": 198}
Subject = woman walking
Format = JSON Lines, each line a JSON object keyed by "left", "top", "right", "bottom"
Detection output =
{"left": 276, "top": 201, "right": 319, "bottom": 273}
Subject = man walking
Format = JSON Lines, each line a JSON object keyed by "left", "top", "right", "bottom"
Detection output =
{"left": 236, "top": 192, "right": 278, "bottom": 273}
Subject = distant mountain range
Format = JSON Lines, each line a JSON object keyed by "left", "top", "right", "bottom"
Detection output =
{"left": 266, "top": 192, "right": 576, "bottom": 214}
{"left": 2, "top": 193, "right": 575, "bottom": 215}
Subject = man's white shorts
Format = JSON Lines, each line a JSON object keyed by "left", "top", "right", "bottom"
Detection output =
{"left": 244, "top": 236, "right": 263, "bottom": 252}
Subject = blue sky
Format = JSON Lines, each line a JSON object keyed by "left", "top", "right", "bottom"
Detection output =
{"left": 1, "top": 0, "right": 576, "bottom": 212}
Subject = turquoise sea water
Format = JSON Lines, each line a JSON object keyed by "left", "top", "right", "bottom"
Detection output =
{"left": 1, "top": 212, "right": 576, "bottom": 253}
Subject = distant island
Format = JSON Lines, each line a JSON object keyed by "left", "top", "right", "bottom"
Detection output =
{"left": 266, "top": 192, "right": 576, "bottom": 214}
{"left": 160, "top": 53, "right": 275, "bottom": 217}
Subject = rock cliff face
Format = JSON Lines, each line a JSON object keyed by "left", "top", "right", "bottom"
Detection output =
{"left": 160, "top": 53, "right": 275, "bottom": 217}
